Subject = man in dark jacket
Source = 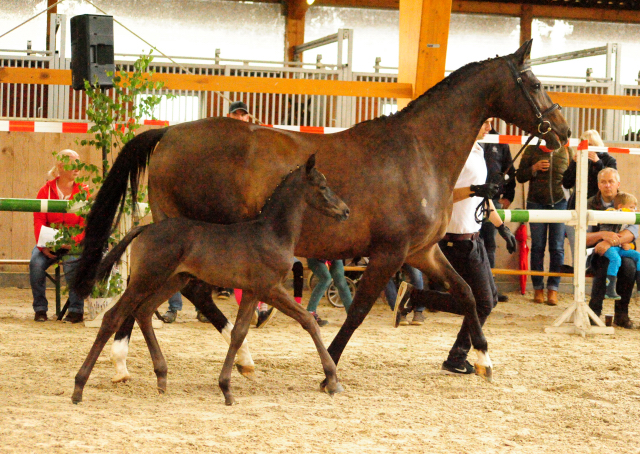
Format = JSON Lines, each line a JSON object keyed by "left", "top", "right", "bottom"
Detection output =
{"left": 480, "top": 128, "right": 516, "bottom": 302}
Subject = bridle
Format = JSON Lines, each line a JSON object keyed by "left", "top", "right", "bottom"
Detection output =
{"left": 505, "top": 58, "right": 561, "bottom": 136}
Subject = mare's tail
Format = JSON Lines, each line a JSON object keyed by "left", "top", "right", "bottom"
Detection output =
{"left": 94, "top": 225, "right": 148, "bottom": 285}
{"left": 73, "top": 128, "right": 168, "bottom": 299}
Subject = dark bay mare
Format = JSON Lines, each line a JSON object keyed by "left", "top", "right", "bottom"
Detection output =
{"left": 72, "top": 155, "right": 350, "bottom": 404}
{"left": 73, "top": 40, "right": 570, "bottom": 386}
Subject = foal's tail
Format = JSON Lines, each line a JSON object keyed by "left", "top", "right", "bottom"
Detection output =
{"left": 73, "top": 128, "right": 168, "bottom": 299}
{"left": 94, "top": 225, "right": 148, "bottom": 286}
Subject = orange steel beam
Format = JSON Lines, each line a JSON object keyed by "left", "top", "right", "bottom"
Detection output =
{"left": 2, "top": 67, "right": 639, "bottom": 111}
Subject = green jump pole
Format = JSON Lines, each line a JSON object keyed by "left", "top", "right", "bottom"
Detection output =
{"left": 0, "top": 198, "right": 82, "bottom": 213}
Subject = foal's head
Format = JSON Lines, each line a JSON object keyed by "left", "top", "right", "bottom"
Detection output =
{"left": 303, "top": 154, "right": 350, "bottom": 221}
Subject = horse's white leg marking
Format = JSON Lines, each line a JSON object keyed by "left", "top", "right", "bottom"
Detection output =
{"left": 111, "top": 337, "right": 131, "bottom": 383}
{"left": 475, "top": 350, "right": 492, "bottom": 369}
{"left": 222, "top": 322, "right": 254, "bottom": 368}
{"left": 474, "top": 350, "right": 494, "bottom": 382}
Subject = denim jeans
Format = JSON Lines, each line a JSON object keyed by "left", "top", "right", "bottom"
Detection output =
{"left": 29, "top": 246, "right": 84, "bottom": 314}
{"left": 384, "top": 264, "right": 424, "bottom": 311}
{"left": 167, "top": 292, "right": 183, "bottom": 311}
{"left": 527, "top": 200, "right": 567, "bottom": 291}
{"left": 307, "top": 258, "right": 352, "bottom": 313}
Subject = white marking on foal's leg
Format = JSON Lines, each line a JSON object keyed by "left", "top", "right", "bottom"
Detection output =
{"left": 111, "top": 337, "right": 131, "bottom": 383}
{"left": 474, "top": 350, "right": 494, "bottom": 382}
{"left": 222, "top": 322, "right": 255, "bottom": 378}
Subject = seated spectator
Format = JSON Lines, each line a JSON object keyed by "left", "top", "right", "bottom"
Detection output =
{"left": 31, "top": 150, "right": 88, "bottom": 323}
{"left": 598, "top": 192, "right": 640, "bottom": 299}
{"left": 586, "top": 168, "right": 638, "bottom": 329}
{"left": 562, "top": 130, "right": 616, "bottom": 270}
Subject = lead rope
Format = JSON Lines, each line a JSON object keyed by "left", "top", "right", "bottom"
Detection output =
{"left": 474, "top": 133, "right": 539, "bottom": 224}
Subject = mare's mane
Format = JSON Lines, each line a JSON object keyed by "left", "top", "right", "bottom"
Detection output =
{"left": 352, "top": 55, "right": 505, "bottom": 129}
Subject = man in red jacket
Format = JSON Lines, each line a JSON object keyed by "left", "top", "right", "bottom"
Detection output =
{"left": 31, "top": 149, "right": 88, "bottom": 323}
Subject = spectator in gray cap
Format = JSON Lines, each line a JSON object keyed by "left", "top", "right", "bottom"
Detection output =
{"left": 228, "top": 101, "right": 250, "bottom": 122}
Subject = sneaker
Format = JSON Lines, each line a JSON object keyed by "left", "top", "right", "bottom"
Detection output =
{"left": 311, "top": 312, "right": 328, "bottom": 327}
{"left": 196, "top": 311, "right": 209, "bottom": 323}
{"left": 34, "top": 311, "right": 47, "bottom": 322}
{"left": 63, "top": 312, "right": 84, "bottom": 324}
{"left": 441, "top": 359, "right": 475, "bottom": 375}
{"left": 497, "top": 294, "right": 508, "bottom": 303}
{"left": 256, "top": 306, "right": 277, "bottom": 329}
{"left": 160, "top": 310, "right": 177, "bottom": 324}
{"left": 614, "top": 314, "right": 635, "bottom": 329}
{"left": 393, "top": 282, "right": 414, "bottom": 328}
{"left": 218, "top": 289, "right": 231, "bottom": 300}
{"left": 410, "top": 311, "right": 425, "bottom": 325}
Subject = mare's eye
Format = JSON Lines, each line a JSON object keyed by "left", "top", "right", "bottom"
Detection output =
{"left": 533, "top": 83, "right": 541, "bottom": 90}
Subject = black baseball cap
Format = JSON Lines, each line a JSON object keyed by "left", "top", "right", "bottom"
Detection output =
{"left": 229, "top": 101, "right": 248, "bottom": 114}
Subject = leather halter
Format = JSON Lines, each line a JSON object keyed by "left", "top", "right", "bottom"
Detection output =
{"left": 505, "top": 58, "right": 560, "bottom": 136}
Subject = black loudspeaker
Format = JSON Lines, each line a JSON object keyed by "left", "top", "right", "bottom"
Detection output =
{"left": 70, "top": 14, "right": 115, "bottom": 91}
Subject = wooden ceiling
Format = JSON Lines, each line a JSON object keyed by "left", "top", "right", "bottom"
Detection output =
{"left": 259, "top": 0, "right": 640, "bottom": 22}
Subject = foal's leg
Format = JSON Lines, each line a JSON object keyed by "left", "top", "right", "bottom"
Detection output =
{"left": 72, "top": 294, "right": 135, "bottom": 403}
{"left": 268, "top": 285, "right": 343, "bottom": 395}
{"left": 111, "top": 315, "right": 136, "bottom": 383}
{"left": 405, "top": 245, "right": 492, "bottom": 381}
{"left": 182, "top": 279, "right": 256, "bottom": 379}
{"left": 219, "top": 291, "right": 259, "bottom": 406}
{"left": 135, "top": 310, "right": 169, "bottom": 394}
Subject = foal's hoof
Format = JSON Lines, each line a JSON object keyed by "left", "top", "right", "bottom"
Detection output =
{"left": 236, "top": 364, "right": 256, "bottom": 381}
{"left": 225, "top": 396, "right": 236, "bottom": 406}
{"left": 474, "top": 364, "right": 494, "bottom": 383}
{"left": 157, "top": 387, "right": 166, "bottom": 395}
{"left": 111, "top": 373, "right": 131, "bottom": 384}
{"left": 71, "top": 390, "right": 82, "bottom": 404}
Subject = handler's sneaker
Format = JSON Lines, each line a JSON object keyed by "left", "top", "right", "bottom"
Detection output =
{"left": 410, "top": 311, "right": 425, "bottom": 325}
{"left": 34, "top": 311, "right": 47, "bottom": 322}
{"left": 63, "top": 312, "right": 84, "bottom": 324}
{"left": 393, "top": 282, "right": 414, "bottom": 328}
{"left": 441, "top": 359, "right": 475, "bottom": 375}
{"left": 218, "top": 289, "right": 231, "bottom": 300}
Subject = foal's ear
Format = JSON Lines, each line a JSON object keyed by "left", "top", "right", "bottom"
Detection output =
{"left": 513, "top": 39, "right": 533, "bottom": 66}
{"left": 305, "top": 154, "right": 316, "bottom": 174}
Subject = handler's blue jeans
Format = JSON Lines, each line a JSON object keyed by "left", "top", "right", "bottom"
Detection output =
{"left": 527, "top": 200, "right": 567, "bottom": 291}
{"left": 29, "top": 246, "right": 84, "bottom": 314}
{"left": 307, "top": 258, "right": 352, "bottom": 314}
{"left": 384, "top": 264, "right": 425, "bottom": 311}
{"left": 604, "top": 247, "right": 640, "bottom": 276}
{"left": 167, "top": 292, "right": 183, "bottom": 311}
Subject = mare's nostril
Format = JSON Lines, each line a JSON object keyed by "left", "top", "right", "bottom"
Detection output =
{"left": 567, "top": 128, "right": 572, "bottom": 138}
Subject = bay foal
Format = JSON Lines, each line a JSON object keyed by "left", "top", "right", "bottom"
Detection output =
{"left": 72, "top": 155, "right": 349, "bottom": 405}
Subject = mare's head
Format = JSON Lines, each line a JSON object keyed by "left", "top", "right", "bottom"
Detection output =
{"left": 494, "top": 40, "right": 571, "bottom": 149}
{"left": 302, "top": 154, "right": 350, "bottom": 221}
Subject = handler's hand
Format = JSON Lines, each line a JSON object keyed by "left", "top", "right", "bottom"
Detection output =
{"left": 595, "top": 241, "right": 612, "bottom": 256}
{"left": 470, "top": 183, "right": 499, "bottom": 199}
{"left": 497, "top": 224, "right": 517, "bottom": 254}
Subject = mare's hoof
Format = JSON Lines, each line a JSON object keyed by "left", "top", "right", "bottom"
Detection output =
{"left": 474, "top": 364, "right": 494, "bottom": 383}
{"left": 320, "top": 381, "right": 344, "bottom": 396}
{"left": 236, "top": 364, "right": 256, "bottom": 381}
{"left": 225, "top": 396, "right": 236, "bottom": 406}
{"left": 157, "top": 387, "right": 166, "bottom": 395}
{"left": 111, "top": 373, "right": 131, "bottom": 384}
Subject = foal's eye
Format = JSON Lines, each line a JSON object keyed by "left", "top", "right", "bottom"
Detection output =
{"left": 533, "top": 83, "right": 541, "bottom": 90}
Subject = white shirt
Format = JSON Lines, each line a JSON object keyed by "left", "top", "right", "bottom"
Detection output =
{"left": 447, "top": 142, "right": 488, "bottom": 234}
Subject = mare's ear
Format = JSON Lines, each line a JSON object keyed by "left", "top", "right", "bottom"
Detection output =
{"left": 305, "top": 154, "right": 316, "bottom": 174}
{"left": 513, "top": 39, "right": 533, "bottom": 66}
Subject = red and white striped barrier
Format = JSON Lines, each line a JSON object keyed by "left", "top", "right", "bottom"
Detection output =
{"left": 2, "top": 119, "right": 640, "bottom": 155}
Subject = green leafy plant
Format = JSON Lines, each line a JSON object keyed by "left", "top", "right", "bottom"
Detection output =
{"left": 49, "top": 53, "right": 168, "bottom": 299}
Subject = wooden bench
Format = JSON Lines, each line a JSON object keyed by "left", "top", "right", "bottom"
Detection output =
{"left": 0, "top": 259, "right": 66, "bottom": 318}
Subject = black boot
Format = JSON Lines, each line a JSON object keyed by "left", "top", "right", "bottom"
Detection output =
{"left": 604, "top": 275, "right": 621, "bottom": 300}
{"left": 614, "top": 313, "right": 635, "bottom": 329}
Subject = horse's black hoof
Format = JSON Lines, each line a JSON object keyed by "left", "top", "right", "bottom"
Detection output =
{"left": 224, "top": 396, "right": 236, "bottom": 406}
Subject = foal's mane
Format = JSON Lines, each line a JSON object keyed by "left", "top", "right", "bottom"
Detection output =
{"left": 256, "top": 164, "right": 305, "bottom": 218}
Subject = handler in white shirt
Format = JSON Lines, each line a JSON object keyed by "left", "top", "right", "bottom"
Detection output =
{"left": 395, "top": 119, "right": 516, "bottom": 375}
